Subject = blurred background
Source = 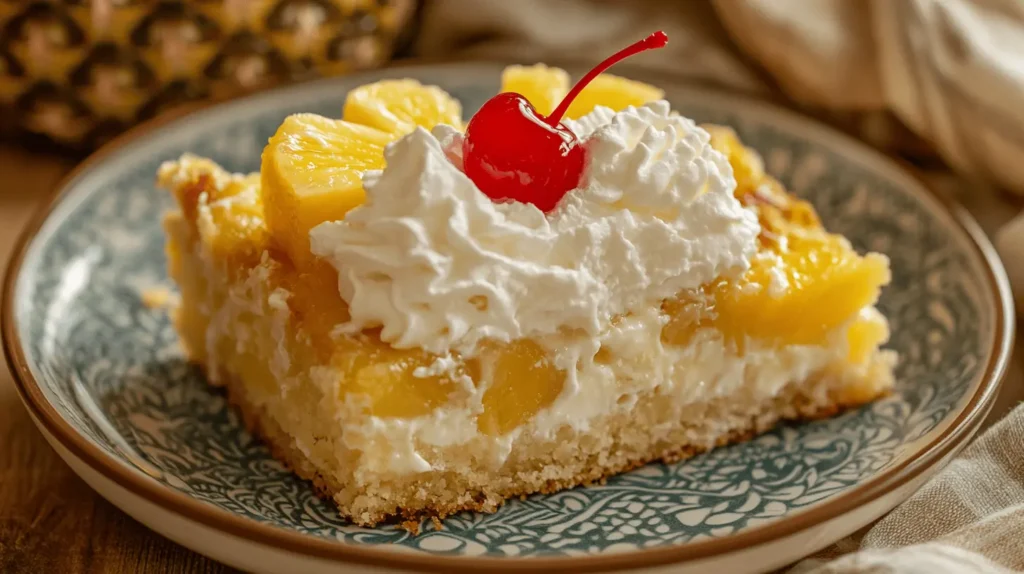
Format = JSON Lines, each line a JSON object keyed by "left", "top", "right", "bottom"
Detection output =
{"left": 1, "top": 0, "right": 1021, "bottom": 204}
{"left": 0, "top": 0, "right": 1016, "bottom": 171}
{"left": 0, "top": 0, "right": 419, "bottom": 151}
{"left": 0, "top": 0, "right": 961, "bottom": 160}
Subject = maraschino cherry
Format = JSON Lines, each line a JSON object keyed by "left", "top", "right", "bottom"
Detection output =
{"left": 462, "top": 31, "right": 669, "bottom": 213}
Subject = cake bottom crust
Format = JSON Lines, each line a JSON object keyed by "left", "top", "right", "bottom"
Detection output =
{"left": 216, "top": 364, "right": 890, "bottom": 531}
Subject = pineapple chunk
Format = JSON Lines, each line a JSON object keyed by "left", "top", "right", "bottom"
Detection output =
{"left": 159, "top": 158, "right": 268, "bottom": 266}
{"left": 664, "top": 236, "right": 890, "bottom": 349}
{"left": 846, "top": 314, "right": 890, "bottom": 364}
{"left": 477, "top": 340, "right": 566, "bottom": 436}
{"left": 342, "top": 79, "right": 464, "bottom": 135}
{"left": 340, "top": 345, "right": 466, "bottom": 419}
{"left": 499, "top": 65, "right": 663, "bottom": 120}
{"left": 500, "top": 64, "right": 570, "bottom": 116}
{"left": 261, "top": 113, "right": 395, "bottom": 267}
{"left": 705, "top": 125, "right": 766, "bottom": 194}
{"left": 279, "top": 259, "right": 352, "bottom": 359}
{"left": 563, "top": 73, "right": 664, "bottom": 119}
{"left": 227, "top": 345, "right": 281, "bottom": 396}
{"left": 198, "top": 176, "right": 268, "bottom": 265}
{"left": 334, "top": 337, "right": 566, "bottom": 433}
{"left": 715, "top": 237, "right": 890, "bottom": 346}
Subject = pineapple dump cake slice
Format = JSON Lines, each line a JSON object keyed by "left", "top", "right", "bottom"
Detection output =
{"left": 158, "top": 45, "right": 896, "bottom": 527}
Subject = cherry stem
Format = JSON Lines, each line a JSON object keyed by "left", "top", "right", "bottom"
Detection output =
{"left": 545, "top": 31, "right": 669, "bottom": 126}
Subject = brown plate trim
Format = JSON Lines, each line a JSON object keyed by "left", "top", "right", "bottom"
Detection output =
{"left": 2, "top": 59, "right": 1016, "bottom": 573}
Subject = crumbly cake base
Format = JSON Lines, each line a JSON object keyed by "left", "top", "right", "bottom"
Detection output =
{"left": 216, "top": 362, "right": 890, "bottom": 530}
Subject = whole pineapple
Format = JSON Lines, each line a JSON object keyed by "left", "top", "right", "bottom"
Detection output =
{"left": 0, "top": 0, "right": 416, "bottom": 151}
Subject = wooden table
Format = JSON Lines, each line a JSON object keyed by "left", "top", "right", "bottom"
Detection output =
{"left": 0, "top": 144, "right": 1020, "bottom": 573}
{"left": 0, "top": 146, "right": 234, "bottom": 573}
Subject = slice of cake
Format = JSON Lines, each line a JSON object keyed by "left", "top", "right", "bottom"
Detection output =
{"left": 159, "top": 34, "right": 895, "bottom": 527}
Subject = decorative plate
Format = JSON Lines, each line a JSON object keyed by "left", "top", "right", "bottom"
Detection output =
{"left": 3, "top": 62, "right": 1014, "bottom": 574}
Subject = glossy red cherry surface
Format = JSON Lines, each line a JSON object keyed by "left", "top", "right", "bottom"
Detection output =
{"left": 461, "top": 31, "right": 669, "bottom": 212}
{"left": 462, "top": 94, "right": 585, "bottom": 212}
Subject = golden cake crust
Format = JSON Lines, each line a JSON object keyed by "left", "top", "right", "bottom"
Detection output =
{"left": 216, "top": 361, "right": 890, "bottom": 529}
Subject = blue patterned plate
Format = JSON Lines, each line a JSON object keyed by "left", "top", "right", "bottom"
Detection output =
{"left": 3, "top": 62, "right": 1014, "bottom": 574}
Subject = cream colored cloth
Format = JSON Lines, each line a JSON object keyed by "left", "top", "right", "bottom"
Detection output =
{"left": 416, "top": 0, "right": 1024, "bottom": 312}
{"left": 416, "top": 1, "right": 1024, "bottom": 571}
{"left": 790, "top": 403, "right": 1024, "bottom": 573}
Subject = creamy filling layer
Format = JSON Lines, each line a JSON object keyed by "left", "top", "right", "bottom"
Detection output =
{"left": 332, "top": 308, "right": 889, "bottom": 477}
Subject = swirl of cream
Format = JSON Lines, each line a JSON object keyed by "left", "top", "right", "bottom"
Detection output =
{"left": 310, "top": 103, "right": 760, "bottom": 356}
{"left": 310, "top": 128, "right": 600, "bottom": 354}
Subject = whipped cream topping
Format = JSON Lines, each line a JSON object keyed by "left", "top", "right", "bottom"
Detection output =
{"left": 310, "top": 101, "right": 760, "bottom": 356}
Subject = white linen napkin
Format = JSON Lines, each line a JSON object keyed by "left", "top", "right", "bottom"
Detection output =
{"left": 415, "top": 0, "right": 1024, "bottom": 312}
